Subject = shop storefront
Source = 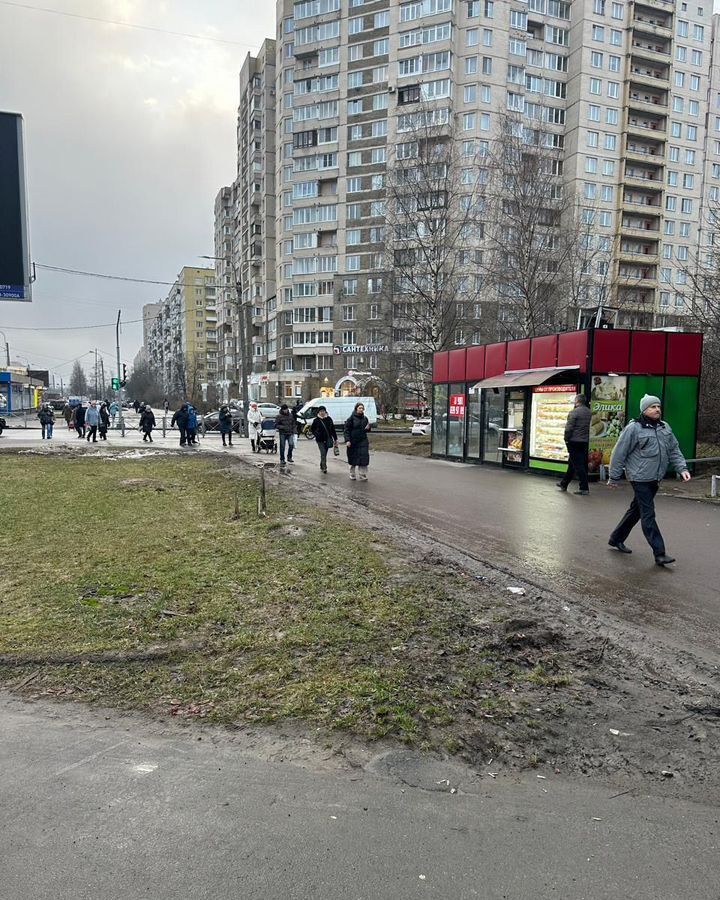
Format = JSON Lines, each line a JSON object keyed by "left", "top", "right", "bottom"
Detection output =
{"left": 431, "top": 328, "right": 702, "bottom": 476}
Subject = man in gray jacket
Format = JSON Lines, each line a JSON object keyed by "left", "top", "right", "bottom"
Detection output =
{"left": 607, "top": 394, "right": 691, "bottom": 566}
{"left": 557, "top": 394, "right": 591, "bottom": 495}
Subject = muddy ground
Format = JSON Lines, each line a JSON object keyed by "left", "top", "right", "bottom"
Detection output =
{"left": 3, "top": 443, "right": 720, "bottom": 805}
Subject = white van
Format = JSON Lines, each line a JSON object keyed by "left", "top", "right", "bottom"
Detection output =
{"left": 299, "top": 396, "right": 378, "bottom": 428}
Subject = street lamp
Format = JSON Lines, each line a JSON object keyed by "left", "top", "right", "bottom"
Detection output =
{"left": 199, "top": 254, "right": 250, "bottom": 436}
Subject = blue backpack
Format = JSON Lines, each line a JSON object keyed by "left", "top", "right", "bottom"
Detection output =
{"left": 187, "top": 407, "right": 198, "bottom": 429}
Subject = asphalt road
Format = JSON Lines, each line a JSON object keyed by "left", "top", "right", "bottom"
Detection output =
{"left": 2, "top": 695, "right": 719, "bottom": 900}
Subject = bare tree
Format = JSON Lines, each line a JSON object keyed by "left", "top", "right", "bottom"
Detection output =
{"left": 383, "top": 103, "right": 493, "bottom": 401}
{"left": 679, "top": 203, "right": 720, "bottom": 441}
{"left": 482, "top": 114, "right": 613, "bottom": 338}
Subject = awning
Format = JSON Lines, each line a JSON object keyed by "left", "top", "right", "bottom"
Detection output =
{"left": 472, "top": 366, "right": 579, "bottom": 391}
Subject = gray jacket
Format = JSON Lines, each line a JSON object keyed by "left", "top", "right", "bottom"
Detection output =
{"left": 609, "top": 418, "right": 688, "bottom": 483}
{"left": 564, "top": 405, "right": 591, "bottom": 443}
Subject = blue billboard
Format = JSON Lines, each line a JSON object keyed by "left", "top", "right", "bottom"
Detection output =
{"left": 0, "top": 112, "right": 32, "bottom": 302}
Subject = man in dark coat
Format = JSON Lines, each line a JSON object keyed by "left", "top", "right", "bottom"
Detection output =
{"left": 219, "top": 404, "right": 233, "bottom": 448}
{"left": 171, "top": 403, "right": 190, "bottom": 447}
{"left": 73, "top": 403, "right": 86, "bottom": 439}
{"left": 557, "top": 394, "right": 592, "bottom": 495}
{"left": 99, "top": 402, "right": 110, "bottom": 440}
{"left": 343, "top": 401, "right": 371, "bottom": 480}
{"left": 276, "top": 403, "right": 295, "bottom": 465}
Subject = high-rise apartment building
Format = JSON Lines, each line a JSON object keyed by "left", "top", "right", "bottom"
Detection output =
{"left": 145, "top": 266, "right": 218, "bottom": 400}
{"left": 227, "top": 0, "right": 716, "bottom": 404}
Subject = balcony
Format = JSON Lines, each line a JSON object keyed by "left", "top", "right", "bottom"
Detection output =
{"left": 630, "top": 40, "right": 671, "bottom": 65}
{"left": 621, "top": 217, "right": 661, "bottom": 237}
{"left": 632, "top": 16, "right": 672, "bottom": 39}
{"left": 628, "top": 91, "right": 667, "bottom": 116}
{"left": 629, "top": 64, "right": 669, "bottom": 88}
{"left": 626, "top": 115, "right": 666, "bottom": 139}
{"left": 617, "top": 270, "right": 658, "bottom": 290}
{"left": 619, "top": 246, "right": 659, "bottom": 265}
{"left": 625, "top": 140, "right": 665, "bottom": 163}
{"left": 623, "top": 191, "right": 663, "bottom": 212}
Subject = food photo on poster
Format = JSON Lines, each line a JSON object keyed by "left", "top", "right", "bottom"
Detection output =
{"left": 529, "top": 385, "right": 577, "bottom": 462}
{"left": 588, "top": 375, "right": 627, "bottom": 473}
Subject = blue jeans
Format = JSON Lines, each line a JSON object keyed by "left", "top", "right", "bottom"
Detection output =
{"left": 279, "top": 432, "right": 294, "bottom": 463}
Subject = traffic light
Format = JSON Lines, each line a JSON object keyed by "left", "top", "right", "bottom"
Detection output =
{"left": 111, "top": 377, "right": 120, "bottom": 391}
{"left": 120, "top": 364, "right": 127, "bottom": 387}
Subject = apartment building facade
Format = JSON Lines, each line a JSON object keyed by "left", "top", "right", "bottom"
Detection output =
{"left": 228, "top": 0, "right": 716, "bottom": 404}
{"left": 145, "top": 266, "right": 218, "bottom": 401}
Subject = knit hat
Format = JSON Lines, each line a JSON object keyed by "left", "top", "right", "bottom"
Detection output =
{"left": 640, "top": 394, "right": 661, "bottom": 413}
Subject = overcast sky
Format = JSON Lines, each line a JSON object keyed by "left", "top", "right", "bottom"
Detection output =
{"left": 0, "top": 0, "right": 275, "bottom": 387}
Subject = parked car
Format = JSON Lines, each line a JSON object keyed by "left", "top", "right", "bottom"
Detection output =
{"left": 411, "top": 417, "right": 431, "bottom": 435}
{"left": 202, "top": 408, "right": 245, "bottom": 433}
{"left": 256, "top": 402, "right": 281, "bottom": 418}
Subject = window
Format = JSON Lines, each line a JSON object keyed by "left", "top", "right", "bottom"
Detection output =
{"left": 687, "top": 125, "right": 697, "bottom": 141}
{"left": 666, "top": 196, "right": 677, "bottom": 211}
{"left": 587, "top": 130, "right": 599, "bottom": 147}
{"left": 593, "top": 0, "right": 605, "bottom": 12}
{"left": 374, "top": 38, "right": 389, "bottom": 55}
{"left": 664, "top": 220, "right": 675, "bottom": 235}
{"left": 677, "top": 19, "right": 689, "bottom": 37}
{"left": 346, "top": 255, "right": 360, "bottom": 272}
{"left": 690, "top": 74, "right": 701, "bottom": 91}
{"left": 659, "top": 291, "right": 670, "bottom": 308}
{"left": 374, "top": 10, "right": 389, "bottom": 27}
{"left": 509, "top": 38, "right": 526, "bottom": 56}
{"left": 671, "top": 121, "right": 682, "bottom": 138}
{"left": 482, "top": 28, "right": 493, "bottom": 46}
{"left": 467, "top": 28, "right": 479, "bottom": 46}
{"left": 464, "top": 84, "right": 477, "bottom": 102}
{"left": 679, "top": 222, "right": 691, "bottom": 237}
{"left": 675, "top": 71, "right": 685, "bottom": 88}
{"left": 510, "top": 10, "right": 527, "bottom": 29}
{"left": 607, "top": 81, "right": 619, "bottom": 99}
{"left": 584, "top": 182, "right": 597, "bottom": 200}
{"left": 591, "top": 51, "right": 603, "bottom": 68}
{"left": 683, "top": 174, "right": 694, "bottom": 188}
{"left": 611, "top": 2, "right": 623, "bottom": 19}
{"left": 610, "top": 29, "right": 622, "bottom": 46}
{"left": 372, "top": 119, "right": 387, "bottom": 137}
{"left": 368, "top": 277, "right": 383, "bottom": 294}
{"left": 482, "top": 56, "right": 492, "bottom": 74}
{"left": 346, "top": 229, "right": 361, "bottom": 246}
{"left": 676, "top": 45, "right": 687, "bottom": 62}
{"left": 599, "top": 211, "right": 612, "bottom": 227}
{"left": 602, "top": 159, "right": 614, "bottom": 176}
{"left": 601, "top": 185, "right": 613, "bottom": 202}
{"left": 465, "top": 56, "right": 478, "bottom": 74}
{"left": 592, "top": 25, "right": 605, "bottom": 41}
{"left": 692, "top": 49, "right": 703, "bottom": 66}
{"left": 348, "top": 44, "right": 362, "bottom": 62}
{"left": 588, "top": 104, "right": 600, "bottom": 122}
{"left": 590, "top": 78, "right": 601, "bottom": 95}
{"left": 463, "top": 112, "right": 476, "bottom": 130}
{"left": 689, "top": 100, "right": 699, "bottom": 116}
{"left": 673, "top": 96, "right": 684, "bottom": 113}
{"left": 343, "top": 278, "right": 357, "bottom": 295}
{"left": 347, "top": 177, "right": 362, "bottom": 192}
{"left": 585, "top": 156, "right": 598, "bottom": 173}
{"left": 681, "top": 198, "right": 693, "bottom": 214}
{"left": 609, "top": 55, "right": 620, "bottom": 72}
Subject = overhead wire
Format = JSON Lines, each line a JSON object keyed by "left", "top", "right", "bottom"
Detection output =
{"left": 0, "top": 1, "right": 258, "bottom": 47}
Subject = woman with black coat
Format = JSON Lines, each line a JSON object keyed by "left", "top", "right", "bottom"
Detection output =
{"left": 309, "top": 406, "right": 338, "bottom": 473}
{"left": 343, "top": 401, "right": 371, "bottom": 480}
{"left": 140, "top": 406, "right": 156, "bottom": 442}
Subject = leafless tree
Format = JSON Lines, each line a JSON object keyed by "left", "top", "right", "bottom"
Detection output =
{"left": 679, "top": 203, "right": 720, "bottom": 441}
{"left": 383, "top": 102, "right": 494, "bottom": 400}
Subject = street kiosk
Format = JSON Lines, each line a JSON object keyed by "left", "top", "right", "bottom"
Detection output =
{"left": 431, "top": 328, "right": 702, "bottom": 476}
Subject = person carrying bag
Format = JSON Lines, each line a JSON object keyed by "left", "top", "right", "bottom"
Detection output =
{"left": 309, "top": 406, "right": 338, "bottom": 474}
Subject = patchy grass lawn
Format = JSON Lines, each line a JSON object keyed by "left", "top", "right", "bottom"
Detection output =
{"left": 0, "top": 453, "right": 578, "bottom": 762}
{"left": 371, "top": 433, "right": 432, "bottom": 457}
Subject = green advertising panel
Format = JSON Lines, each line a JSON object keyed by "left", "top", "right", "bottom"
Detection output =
{"left": 663, "top": 376, "right": 698, "bottom": 465}
{"left": 588, "top": 375, "right": 627, "bottom": 474}
{"left": 627, "top": 375, "right": 664, "bottom": 423}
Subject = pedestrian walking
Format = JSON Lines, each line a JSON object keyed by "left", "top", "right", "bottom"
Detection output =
{"left": 133, "top": 399, "right": 140, "bottom": 414}
{"left": 187, "top": 405, "right": 199, "bottom": 445}
{"left": 276, "top": 403, "right": 295, "bottom": 465}
{"left": 63, "top": 402, "right": 73, "bottom": 430}
{"left": 218, "top": 404, "right": 233, "bottom": 447}
{"left": 292, "top": 398, "right": 304, "bottom": 437}
{"left": 247, "top": 402, "right": 263, "bottom": 452}
{"left": 73, "top": 403, "right": 86, "bottom": 439}
{"left": 163, "top": 398, "right": 170, "bottom": 415}
{"left": 310, "top": 406, "right": 338, "bottom": 473}
{"left": 99, "top": 402, "right": 110, "bottom": 440}
{"left": 343, "top": 402, "right": 371, "bottom": 480}
{"left": 171, "top": 403, "right": 190, "bottom": 447}
{"left": 140, "top": 405, "right": 156, "bottom": 442}
{"left": 85, "top": 400, "right": 100, "bottom": 443}
{"left": 557, "top": 394, "right": 592, "bottom": 495}
{"left": 109, "top": 400, "right": 119, "bottom": 426}
{"left": 607, "top": 394, "right": 691, "bottom": 566}
{"left": 38, "top": 404, "right": 55, "bottom": 439}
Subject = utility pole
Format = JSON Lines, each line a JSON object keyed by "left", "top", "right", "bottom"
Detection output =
{"left": 94, "top": 348, "right": 99, "bottom": 399}
{"left": 100, "top": 357, "right": 106, "bottom": 399}
{"left": 115, "top": 310, "right": 124, "bottom": 427}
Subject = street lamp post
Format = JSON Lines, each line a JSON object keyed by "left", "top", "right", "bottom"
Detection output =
{"left": 200, "top": 255, "right": 250, "bottom": 437}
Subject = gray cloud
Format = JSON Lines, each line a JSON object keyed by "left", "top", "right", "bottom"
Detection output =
{"left": 0, "top": 0, "right": 274, "bottom": 384}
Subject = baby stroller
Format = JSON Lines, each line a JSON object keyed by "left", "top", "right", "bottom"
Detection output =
{"left": 258, "top": 418, "right": 278, "bottom": 454}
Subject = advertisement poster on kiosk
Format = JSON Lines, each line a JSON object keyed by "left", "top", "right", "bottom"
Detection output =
{"left": 588, "top": 375, "right": 627, "bottom": 473}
